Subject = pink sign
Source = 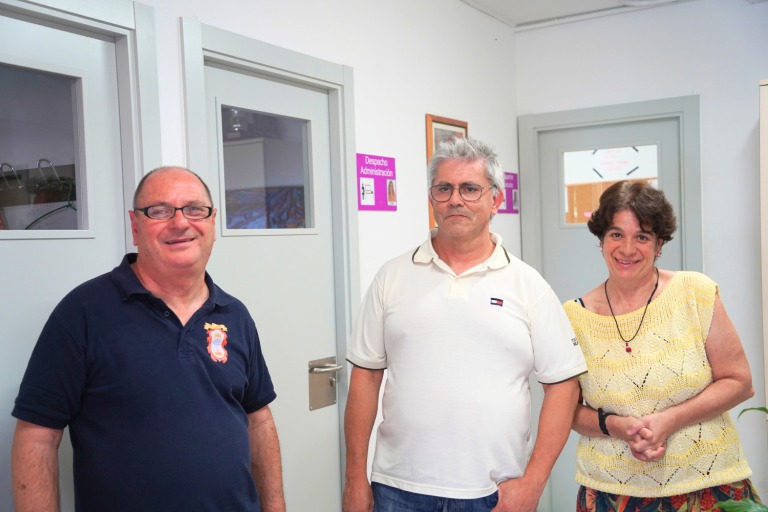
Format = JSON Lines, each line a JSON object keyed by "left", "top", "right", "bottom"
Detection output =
{"left": 497, "top": 172, "right": 519, "bottom": 214}
{"left": 357, "top": 153, "right": 397, "bottom": 211}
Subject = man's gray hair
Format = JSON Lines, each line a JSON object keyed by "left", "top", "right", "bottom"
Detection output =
{"left": 427, "top": 136, "right": 504, "bottom": 197}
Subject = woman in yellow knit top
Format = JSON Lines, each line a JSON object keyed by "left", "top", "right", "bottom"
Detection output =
{"left": 564, "top": 180, "right": 761, "bottom": 511}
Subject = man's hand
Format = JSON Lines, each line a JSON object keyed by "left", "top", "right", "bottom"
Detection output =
{"left": 342, "top": 477, "right": 373, "bottom": 512}
{"left": 492, "top": 478, "right": 541, "bottom": 512}
{"left": 492, "top": 379, "right": 580, "bottom": 511}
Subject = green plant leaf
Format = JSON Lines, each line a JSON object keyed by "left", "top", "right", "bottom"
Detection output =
{"left": 713, "top": 499, "right": 768, "bottom": 511}
{"left": 737, "top": 407, "right": 768, "bottom": 420}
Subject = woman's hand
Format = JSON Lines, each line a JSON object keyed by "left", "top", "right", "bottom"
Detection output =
{"left": 606, "top": 414, "right": 667, "bottom": 462}
{"left": 625, "top": 412, "right": 671, "bottom": 462}
{"left": 628, "top": 424, "right": 666, "bottom": 462}
{"left": 631, "top": 442, "right": 666, "bottom": 462}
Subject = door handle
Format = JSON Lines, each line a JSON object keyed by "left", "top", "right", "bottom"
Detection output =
{"left": 308, "top": 357, "right": 342, "bottom": 411}
{"left": 309, "top": 363, "right": 343, "bottom": 374}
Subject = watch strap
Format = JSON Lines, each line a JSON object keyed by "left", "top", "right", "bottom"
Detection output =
{"left": 597, "top": 407, "right": 617, "bottom": 436}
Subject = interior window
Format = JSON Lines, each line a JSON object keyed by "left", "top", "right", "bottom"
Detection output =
{"left": 563, "top": 144, "right": 658, "bottom": 224}
{"left": 220, "top": 105, "right": 310, "bottom": 230}
{"left": 0, "top": 63, "right": 80, "bottom": 230}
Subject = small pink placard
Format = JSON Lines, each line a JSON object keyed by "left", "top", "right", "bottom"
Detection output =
{"left": 497, "top": 172, "right": 519, "bottom": 214}
{"left": 357, "top": 153, "right": 397, "bottom": 211}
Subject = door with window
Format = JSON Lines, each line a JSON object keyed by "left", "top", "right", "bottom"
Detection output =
{"left": 538, "top": 117, "right": 682, "bottom": 302}
{"left": 185, "top": 22, "right": 358, "bottom": 510}
{"left": 204, "top": 62, "right": 342, "bottom": 509}
{"left": 0, "top": 8, "right": 127, "bottom": 511}
{"left": 518, "top": 97, "right": 701, "bottom": 512}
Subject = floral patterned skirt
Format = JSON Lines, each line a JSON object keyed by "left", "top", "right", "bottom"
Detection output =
{"left": 576, "top": 479, "right": 762, "bottom": 512}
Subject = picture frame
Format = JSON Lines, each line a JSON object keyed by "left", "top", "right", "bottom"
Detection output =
{"left": 425, "top": 114, "right": 468, "bottom": 228}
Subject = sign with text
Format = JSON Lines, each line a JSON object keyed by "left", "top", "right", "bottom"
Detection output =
{"left": 357, "top": 153, "right": 397, "bottom": 211}
{"left": 497, "top": 172, "right": 519, "bottom": 214}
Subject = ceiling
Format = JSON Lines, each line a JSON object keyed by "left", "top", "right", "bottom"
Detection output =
{"left": 459, "top": 0, "right": 694, "bottom": 27}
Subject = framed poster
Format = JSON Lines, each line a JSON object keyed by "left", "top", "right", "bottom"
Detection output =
{"left": 425, "top": 114, "right": 468, "bottom": 228}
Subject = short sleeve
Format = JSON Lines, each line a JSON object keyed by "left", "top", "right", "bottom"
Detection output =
{"left": 240, "top": 317, "right": 277, "bottom": 413}
{"left": 530, "top": 285, "right": 587, "bottom": 384}
{"left": 346, "top": 276, "right": 387, "bottom": 369}
{"left": 13, "top": 305, "right": 87, "bottom": 429}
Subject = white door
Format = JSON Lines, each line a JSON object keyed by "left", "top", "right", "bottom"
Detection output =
{"left": 0, "top": 10, "right": 125, "bottom": 512}
{"left": 204, "top": 62, "right": 342, "bottom": 510}
{"left": 538, "top": 118, "right": 682, "bottom": 512}
{"left": 538, "top": 117, "right": 682, "bottom": 302}
{"left": 518, "top": 98, "right": 701, "bottom": 512}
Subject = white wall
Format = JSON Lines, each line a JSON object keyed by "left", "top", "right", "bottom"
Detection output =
{"left": 10, "top": 0, "right": 766, "bottom": 508}
{"left": 515, "top": 0, "right": 768, "bottom": 505}
{"left": 2, "top": 1, "right": 522, "bottom": 509}
{"left": 135, "top": 5, "right": 521, "bottom": 506}
{"left": 137, "top": 0, "right": 521, "bottom": 290}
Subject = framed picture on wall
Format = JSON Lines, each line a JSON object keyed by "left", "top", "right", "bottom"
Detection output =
{"left": 425, "top": 114, "right": 468, "bottom": 228}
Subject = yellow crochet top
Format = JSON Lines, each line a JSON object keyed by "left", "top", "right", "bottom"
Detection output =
{"left": 564, "top": 271, "right": 751, "bottom": 497}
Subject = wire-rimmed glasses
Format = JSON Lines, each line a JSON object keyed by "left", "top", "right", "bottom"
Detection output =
{"left": 429, "top": 183, "right": 495, "bottom": 203}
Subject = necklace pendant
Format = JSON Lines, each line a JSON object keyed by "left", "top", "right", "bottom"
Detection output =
{"left": 625, "top": 344, "right": 632, "bottom": 353}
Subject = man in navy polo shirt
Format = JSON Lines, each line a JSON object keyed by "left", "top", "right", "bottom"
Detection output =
{"left": 11, "top": 167, "right": 285, "bottom": 512}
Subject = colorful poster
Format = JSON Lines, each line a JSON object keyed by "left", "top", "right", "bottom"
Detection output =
{"left": 497, "top": 172, "right": 519, "bottom": 214}
{"left": 357, "top": 153, "right": 397, "bottom": 211}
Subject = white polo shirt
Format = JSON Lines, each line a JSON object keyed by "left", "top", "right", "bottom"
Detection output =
{"left": 347, "top": 232, "right": 587, "bottom": 499}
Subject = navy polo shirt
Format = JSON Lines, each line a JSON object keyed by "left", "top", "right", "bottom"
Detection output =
{"left": 13, "top": 254, "right": 276, "bottom": 512}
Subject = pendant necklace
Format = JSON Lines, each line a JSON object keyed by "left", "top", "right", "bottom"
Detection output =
{"left": 604, "top": 267, "right": 659, "bottom": 353}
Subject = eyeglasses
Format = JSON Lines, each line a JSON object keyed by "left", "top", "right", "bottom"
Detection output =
{"left": 429, "top": 183, "right": 496, "bottom": 203}
{"left": 134, "top": 205, "right": 214, "bottom": 221}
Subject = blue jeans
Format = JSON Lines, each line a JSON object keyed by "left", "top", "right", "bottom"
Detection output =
{"left": 372, "top": 482, "right": 499, "bottom": 512}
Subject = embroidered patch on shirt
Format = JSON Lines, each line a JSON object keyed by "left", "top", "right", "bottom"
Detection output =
{"left": 204, "top": 322, "right": 229, "bottom": 363}
{"left": 490, "top": 297, "right": 504, "bottom": 307}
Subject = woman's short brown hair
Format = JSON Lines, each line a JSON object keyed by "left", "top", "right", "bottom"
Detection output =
{"left": 587, "top": 180, "right": 677, "bottom": 243}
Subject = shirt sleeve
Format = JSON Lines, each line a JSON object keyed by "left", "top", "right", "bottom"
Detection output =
{"left": 12, "top": 304, "right": 86, "bottom": 429}
{"left": 346, "top": 275, "right": 387, "bottom": 369}
{"left": 530, "top": 284, "right": 588, "bottom": 384}
{"left": 240, "top": 315, "right": 277, "bottom": 413}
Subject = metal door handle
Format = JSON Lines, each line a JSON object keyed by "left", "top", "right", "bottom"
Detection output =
{"left": 309, "top": 363, "right": 343, "bottom": 374}
{"left": 308, "top": 357, "right": 342, "bottom": 410}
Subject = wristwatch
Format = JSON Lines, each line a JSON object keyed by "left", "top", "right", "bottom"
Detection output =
{"left": 597, "top": 408, "right": 617, "bottom": 436}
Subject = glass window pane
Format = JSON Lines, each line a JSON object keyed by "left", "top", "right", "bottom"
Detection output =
{"left": 0, "top": 64, "right": 80, "bottom": 230}
{"left": 221, "top": 106, "right": 309, "bottom": 230}
{"left": 563, "top": 144, "right": 658, "bottom": 225}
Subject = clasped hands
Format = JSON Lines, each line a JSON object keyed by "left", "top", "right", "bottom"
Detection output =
{"left": 610, "top": 412, "right": 668, "bottom": 462}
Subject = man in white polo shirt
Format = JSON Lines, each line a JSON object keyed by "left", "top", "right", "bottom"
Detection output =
{"left": 342, "top": 136, "right": 587, "bottom": 512}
